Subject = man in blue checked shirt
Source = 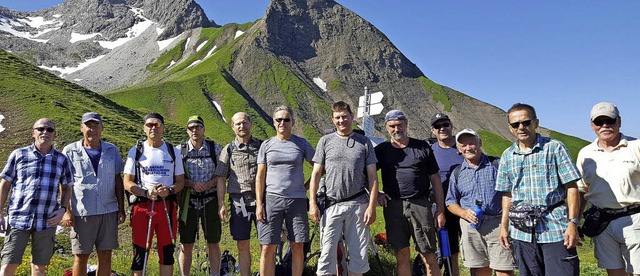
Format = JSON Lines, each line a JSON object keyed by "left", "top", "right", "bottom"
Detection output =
{"left": 0, "top": 118, "right": 73, "bottom": 275}
{"left": 446, "top": 128, "right": 515, "bottom": 276}
{"left": 496, "top": 103, "right": 581, "bottom": 276}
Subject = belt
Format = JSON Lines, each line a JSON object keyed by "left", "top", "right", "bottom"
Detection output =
{"left": 599, "top": 204, "right": 640, "bottom": 217}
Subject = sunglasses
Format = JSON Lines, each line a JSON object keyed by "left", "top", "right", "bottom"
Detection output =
{"left": 432, "top": 122, "right": 451, "bottom": 129}
{"left": 34, "top": 127, "right": 56, "bottom": 133}
{"left": 145, "top": 122, "right": 162, "bottom": 128}
{"left": 275, "top": 118, "right": 291, "bottom": 123}
{"left": 188, "top": 125, "right": 203, "bottom": 131}
{"left": 593, "top": 117, "right": 616, "bottom": 127}
{"left": 509, "top": 120, "right": 533, "bottom": 129}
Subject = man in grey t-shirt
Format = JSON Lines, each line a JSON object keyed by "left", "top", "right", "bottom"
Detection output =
{"left": 256, "top": 105, "right": 315, "bottom": 276}
{"left": 309, "top": 101, "right": 379, "bottom": 276}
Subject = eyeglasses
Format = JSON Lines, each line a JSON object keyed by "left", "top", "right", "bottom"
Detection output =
{"left": 34, "top": 127, "right": 56, "bottom": 133}
{"left": 432, "top": 122, "right": 451, "bottom": 129}
{"left": 188, "top": 125, "right": 203, "bottom": 131}
{"left": 275, "top": 118, "right": 291, "bottom": 123}
{"left": 593, "top": 117, "right": 616, "bottom": 127}
{"left": 509, "top": 120, "right": 533, "bottom": 129}
{"left": 145, "top": 122, "right": 162, "bottom": 128}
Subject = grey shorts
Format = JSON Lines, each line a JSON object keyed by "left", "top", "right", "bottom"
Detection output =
{"left": 71, "top": 212, "right": 120, "bottom": 254}
{"left": 593, "top": 212, "right": 640, "bottom": 273}
{"left": 257, "top": 195, "right": 309, "bottom": 245}
{"left": 1, "top": 226, "right": 56, "bottom": 265}
{"left": 460, "top": 216, "right": 515, "bottom": 270}
{"left": 383, "top": 198, "right": 437, "bottom": 253}
{"left": 229, "top": 193, "right": 257, "bottom": 241}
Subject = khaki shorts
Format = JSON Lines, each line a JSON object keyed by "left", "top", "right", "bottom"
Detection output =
{"left": 460, "top": 216, "right": 515, "bottom": 271}
{"left": 593, "top": 212, "right": 640, "bottom": 274}
{"left": 71, "top": 212, "right": 120, "bottom": 254}
{"left": 1, "top": 227, "right": 56, "bottom": 265}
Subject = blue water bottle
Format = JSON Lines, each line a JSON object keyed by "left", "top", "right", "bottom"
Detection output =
{"left": 438, "top": 228, "right": 451, "bottom": 258}
{"left": 471, "top": 200, "right": 483, "bottom": 229}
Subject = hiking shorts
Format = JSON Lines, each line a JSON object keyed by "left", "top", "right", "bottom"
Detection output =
{"left": 229, "top": 193, "right": 257, "bottom": 241}
{"left": 71, "top": 211, "right": 119, "bottom": 254}
{"left": 257, "top": 195, "right": 309, "bottom": 245}
{"left": 131, "top": 200, "right": 177, "bottom": 265}
{"left": 1, "top": 226, "right": 56, "bottom": 265}
{"left": 384, "top": 198, "right": 438, "bottom": 253}
{"left": 459, "top": 216, "right": 515, "bottom": 270}
{"left": 178, "top": 198, "right": 221, "bottom": 244}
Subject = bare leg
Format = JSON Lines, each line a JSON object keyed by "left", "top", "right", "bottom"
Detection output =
{"left": 495, "top": 269, "right": 514, "bottom": 276}
{"left": 260, "top": 244, "right": 277, "bottom": 276}
{"left": 606, "top": 269, "right": 632, "bottom": 276}
{"left": 237, "top": 239, "right": 251, "bottom": 276}
{"left": 208, "top": 243, "right": 222, "bottom": 275}
{"left": 450, "top": 253, "right": 460, "bottom": 276}
{"left": 30, "top": 263, "right": 46, "bottom": 276}
{"left": 96, "top": 250, "right": 113, "bottom": 276}
{"left": 394, "top": 246, "right": 412, "bottom": 276}
{"left": 470, "top": 267, "right": 493, "bottom": 276}
{"left": 0, "top": 264, "right": 19, "bottom": 275}
{"left": 419, "top": 252, "right": 442, "bottom": 276}
{"left": 159, "top": 264, "right": 173, "bottom": 276}
{"left": 73, "top": 254, "right": 90, "bottom": 276}
{"left": 290, "top": 242, "right": 304, "bottom": 276}
{"left": 179, "top": 243, "right": 195, "bottom": 276}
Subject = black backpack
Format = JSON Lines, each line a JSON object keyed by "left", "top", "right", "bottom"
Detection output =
{"left": 179, "top": 140, "right": 218, "bottom": 170}
{"left": 127, "top": 139, "right": 176, "bottom": 205}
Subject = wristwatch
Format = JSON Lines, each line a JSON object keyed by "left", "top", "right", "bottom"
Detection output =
{"left": 569, "top": 218, "right": 580, "bottom": 225}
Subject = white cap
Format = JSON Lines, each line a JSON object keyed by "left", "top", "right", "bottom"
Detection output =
{"left": 590, "top": 102, "right": 619, "bottom": 121}
{"left": 455, "top": 128, "right": 479, "bottom": 142}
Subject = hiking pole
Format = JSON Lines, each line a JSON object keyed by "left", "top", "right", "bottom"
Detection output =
{"left": 367, "top": 234, "right": 386, "bottom": 276}
{"left": 162, "top": 197, "right": 184, "bottom": 276}
{"left": 142, "top": 200, "right": 155, "bottom": 276}
{"left": 339, "top": 235, "right": 350, "bottom": 276}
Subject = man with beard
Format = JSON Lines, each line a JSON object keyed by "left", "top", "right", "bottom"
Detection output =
{"left": 0, "top": 118, "right": 73, "bottom": 275}
{"left": 62, "top": 112, "right": 125, "bottom": 276}
{"left": 309, "top": 101, "right": 378, "bottom": 276}
{"left": 375, "top": 110, "right": 446, "bottom": 276}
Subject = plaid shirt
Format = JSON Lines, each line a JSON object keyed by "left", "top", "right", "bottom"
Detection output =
{"left": 0, "top": 144, "right": 73, "bottom": 231}
{"left": 496, "top": 134, "right": 581, "bottom": 243}
{"left": 215, "top": 137, "right": 262, "bottom": 194}
{"left": 183, "top": 140, "right": 220, "bottom": 208}
{"left": 446, "top": 154, "right": 503, "bottom": 217}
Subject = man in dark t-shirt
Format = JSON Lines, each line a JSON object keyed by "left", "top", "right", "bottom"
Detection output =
{"left": 375, "top": 110, "right": 446, "bottom": 276}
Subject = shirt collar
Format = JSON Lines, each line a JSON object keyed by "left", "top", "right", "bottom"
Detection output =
{"left": 592, "top": 133, "right": 635, "bottom": 151}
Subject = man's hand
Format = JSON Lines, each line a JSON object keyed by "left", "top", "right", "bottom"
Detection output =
{"left": 435, "top": 209, "right": 446, "bottom": 229}
{"left": 47, "top": 208, "right": 66, "bottom": 227}
{"left": 0, "top": 216, "right": 6, "bottom": 233}
{"left": 564, "top": 223, "right": 579, "bottom": 249}
{"left": 309, "top": 202, "right": 321, "bottom": 223}
{"left": 219, "top": 204, "right": 229, "bottom": 222}
{"left": 192, "top": 181, "right": 210, "bottom": 193}
{"left": 363, "top": 206, "right": 376, "bottom": 226}
{"left": 376, "top": 192, "right": 390, "bottom": 207}
{"left": 499, "top": 225, "right": 512, "bottom": 250}
{"left": 256, "top": 205, "right": 266, "bottom": 223}
{"left": 464, "top": 208, "right": 478, "bottom": 225}
{"left": 61, "top": 209, "right": 74, "bottom": 227}
{"left": 118, "top": 210, "right": 126, "bottom": 224}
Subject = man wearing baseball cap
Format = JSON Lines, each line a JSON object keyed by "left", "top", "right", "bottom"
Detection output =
{"left": 177, "top": 115, "right": 224, "bottom": 275}
{"left": 576, "top": 102, "right": 640, "bottom": 275}
{"left": 62, "top": 112, "right": 126, "bottom": 276}
{"left": 430, "top": 112, "right": 464, "bottom": 276}
{"left": 375, "top": 110, "right": 445, "bottom": 275}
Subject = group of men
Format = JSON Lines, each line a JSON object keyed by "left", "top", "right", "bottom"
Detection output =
{"left": 0, "top": 100, "right": 637, "bottom": 276}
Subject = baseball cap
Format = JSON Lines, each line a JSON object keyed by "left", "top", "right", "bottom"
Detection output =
{"left": 430, "top": 113, "right": 450, "bottom": 126}
{"left": 187, "top": 115, "right": 204, "bottom": 126}
{"left": 81, "top": 112, "right": 102, "bottom": 123}
{"left": 590, "top": 102, "right": 619, "bottom": 121}
{"left": 384, "top": 110, "right": 407, "bottom": 122}
{"left": 455, "top": 128, "right": 479, "bottom": 143}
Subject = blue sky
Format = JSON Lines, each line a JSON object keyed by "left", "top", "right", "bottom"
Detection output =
{"left": 2, "top": 0, "right": 639, "bottom": 141}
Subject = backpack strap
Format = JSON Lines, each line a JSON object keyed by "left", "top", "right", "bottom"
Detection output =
{"left": 205, "top": 140, "right": 218, "bottom": 167}
{"left": 452, "top": 155, "right": 500, "bottom": 184}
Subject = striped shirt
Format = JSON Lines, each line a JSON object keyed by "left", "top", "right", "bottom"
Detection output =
{"left": 496, "top": 134, "right": 581, "bottom": 243}
{"left": 0, "top": 144, "right": 73, "bottom": 231}
{"left": 215, "top": 137, "right": 262, "bottom": 194}
{"left": 446, "top": 154, "right": 503, "bottom": 217}
{"left": 182, "top": 140, "right": 220, "bottom": 207}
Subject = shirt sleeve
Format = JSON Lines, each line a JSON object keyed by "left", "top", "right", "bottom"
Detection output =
{"left": 311, "top": 136, "right": 326, "bottom": 165}
{"left": 61, "top": 155, "right": 73, "bottom": 186}
{"left": 122, "top": 147, "right": 137, "bottom": 176}
{"left": 494, "top": 150, "right": 512, "bottom": 192}
{"left": 114, "top": 147, "right": 125, "bottom": 174}
{"left": 303, "top": 139, "right": 315, "bottom": 163}
{"left": 214, "top": 144, "right": 231, "bottom": 177}
{"left": 257, "top": 140, "right": 267, "bottom": 165}
{"left": 554, "top": 141, "right": 581, "bottom": 185}
{"left": 365, "top": 138, "right": 378, "bottom": 165}
{"left": 173, "top": 146, "right": 185, "bottom": 176}
{"left": 0, "top": 149, "right": 18, "bottom": 183}
{"left": 575, "top": 148, "right": 589, "bottom": 193}
{"left": 445, "top": 167, "right": 460, "bottom": 207}
{"left": 425, "top": 146, "right": 439, "bottom": 176}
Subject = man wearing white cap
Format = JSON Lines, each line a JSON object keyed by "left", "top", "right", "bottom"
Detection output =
{"left": 62, "top": 112, "right": 125, "bottom": 276}
{"left": 576, "top": 102, "right": 640, "bottom": 276}
{"left": 446, "top": 128, "right": 515, "bottom": 276}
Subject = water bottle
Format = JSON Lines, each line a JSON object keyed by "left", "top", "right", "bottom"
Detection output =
{"left": 471, "top": 200, "right": 483, "bottom": 229}
{"left": 438, "top": 228, "right": 451, "bottom": 258}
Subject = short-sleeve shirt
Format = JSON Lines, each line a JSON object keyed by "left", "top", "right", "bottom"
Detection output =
{"left": 496, "top": 134, "right": 581, "bottom": 243}
{"left": 0, "top": 144, "right": 73, "bottom": 231}
{"left": 446, "top": 154, "right": 503, "bottom": 216}
{"left": 312, "top": 132, "right": 377, "bottom": 203}
{"left": 431, "top": 143, "right": 464, "bottom": 191}
{"left": 63, "top": 140, "right": 124, "bottom": 216}
{"left": 215, "top": 137, "right": 262, "bottom": 194}
{"left": 123, "top": 141, "right": 184, "bottom": 189}
{"left": 375, "top": 138, "right": 439, "bottom": 199}
{"left": 257, "top": 135, "right": 314, "bottom": 198}
{"left": 182, "top": 140, "right": 220, "bottom": 191}
{"left": 577, "top": 134, "right": 640, "bottom": 209}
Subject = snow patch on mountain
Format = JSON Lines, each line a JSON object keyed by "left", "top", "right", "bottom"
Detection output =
{"left": 205, "top": 45, "right": 217, "bottom": 58}
{"left": 70, "top": 32, "right": 100, "bottom": 43}
{"left": 211, "top": 100, "right": 225, "bottom": 122}
{"left": 313, "top": 77, "right": 327, "bottom": 92}
{"left": 186, "top": 59, "right": 202, "bottom": 68}
{"left": 196, "top": 41, "right": 207, "bottom": 52}
{"left": 97, "top": 7, "right": 154, "bottom": 49}
{"left": 157, "top": 32, "right": 183, "bottom": 51}
{"left": 0, "top": 16, "right": 63, "bottom": 43}
{"left": 0, "top": 114, "right": 5, "bottom": 134}
{"left": 39, "top": 55, "right": 105, "bottom": 76}
{"left": 234, "top": 30, "right": 244, "bottom": 39}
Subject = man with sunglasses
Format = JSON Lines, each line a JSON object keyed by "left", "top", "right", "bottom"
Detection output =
{"left": 0, "top": 118, "right": 73, "bottom": 275}
{"left": 216, "top": 112, "right": 262, "bottom": 276}
{"left": 576, "top": 102, "right": 640, "bottom": 276}
{"left": 430, "top": 112, "right": 463, "bottom": 276}
{"left": 176, "top": 115, "right": 224, "bottom": 275}
{"left": 123, "top": 113, "right": 185, "bottom": 276}
{"left": 256, "top": 106, "right": 315, "bottom": 276}
{"left": 496, "top": 103, "right": 581, "bottom": 276}
{"left": 61, "top": 112, "right": 125, "bottom": 276}
{"left": 375, "top": 110, "right": 445, "bottom": 276}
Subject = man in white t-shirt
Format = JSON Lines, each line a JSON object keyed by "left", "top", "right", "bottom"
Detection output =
{"left": 123, "top": 113, "right": 185, "bottom": 276}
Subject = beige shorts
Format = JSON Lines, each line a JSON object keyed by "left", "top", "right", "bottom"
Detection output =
{"left": 593, "top": 212, "right": 640, "bottom": 274}
{"left": 1, "top": 227, "right": 56, "bottom": 265}
{"left": 71, "top": 212, "right": 119, "bottom": 254}
{"left": 460, "top": 215, "right": 515, "bottom": 271}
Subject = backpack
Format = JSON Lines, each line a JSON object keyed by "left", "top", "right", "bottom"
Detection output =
{"left": 220, "top": 250, "right": 237, "bottom": 275}
{"left": 127, "top": 139, "right": 176, "bottom": 205}
{"left": 451, "top": 155, "right": 500, "bottom": 184}
{"left": 179, "top": 140, "right": 218, "bottom": 170}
